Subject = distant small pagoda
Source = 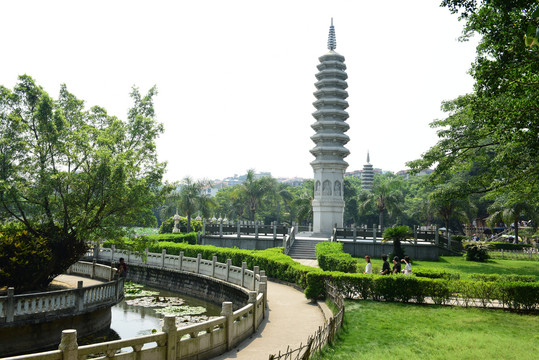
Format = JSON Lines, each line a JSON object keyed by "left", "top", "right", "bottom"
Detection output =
{"left": 361, "top": 152, "right": 374, "bottom": 191}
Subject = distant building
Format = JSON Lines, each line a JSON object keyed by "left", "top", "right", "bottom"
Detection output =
{"left": 361, "top": 152, "right": 374, "bottom": 191}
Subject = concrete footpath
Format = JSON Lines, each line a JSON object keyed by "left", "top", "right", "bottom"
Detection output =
{"left": 52, "top": 274, "right": 105, "bottom": 288}
{"left": 213, "top": 280, "right": 327, "bottom": 360}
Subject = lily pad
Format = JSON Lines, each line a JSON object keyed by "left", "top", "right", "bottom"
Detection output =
{"left": 154, "top": 305, "right": 207, "bottom": 316}
{"left": 125, "top": 296, "right": 185, "bottom": 307}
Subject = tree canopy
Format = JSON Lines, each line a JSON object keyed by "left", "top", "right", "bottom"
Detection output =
{"left": 408, "top": 0, "right": 539, "bottom": 204}
{"left": 0, "top": 75, "right": 166, "bottom": 289}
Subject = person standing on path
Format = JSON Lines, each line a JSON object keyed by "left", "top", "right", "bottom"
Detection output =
{"left": 117, "top": 257, "right": 127, "bottom": 278}
{"left": 392, "top": 256, "right": 401, "bottom": 274}
{"left": 364, "top": 255, "right": 372, "bottom": 274}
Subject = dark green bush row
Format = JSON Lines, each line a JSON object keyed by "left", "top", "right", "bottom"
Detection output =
{"left": 159, "top": 217, "right": 202, "bottom": 234}
{"left": 145, "top": 233, "right": 198, "bottom": 244}
{"left": 412, "top": 268, "right": 461, "bottom": 280}
{"left": 316, "top": 242, "right": 358, "bottom": 273}
{"left": 486, "top": 242, "right": 534, "bottom": 251}
{"left": 304, "top": 271, "right": 539, "bottom": 310}
{"left": 469, "top": 273, "right": 536, "bottom": 283}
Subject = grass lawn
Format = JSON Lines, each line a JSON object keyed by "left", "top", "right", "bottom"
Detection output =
{"left": 316, "top": 300, "right": 539, "bottom": 360}
{"left": 365, "top": 256, "right": 539, "bottom": 279}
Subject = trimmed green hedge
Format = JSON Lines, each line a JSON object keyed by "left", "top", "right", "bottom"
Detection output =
{"left": 412, "top": 268, "right": 461, "bottom": 280}
{"left": 316, "top": 242, "right": 358, "bottom": 273}
{"left": 469, "top": 273, "right": 536, "bottom": 283}
{"left": 486, "top": 242, "right": 534, "bottom": 251}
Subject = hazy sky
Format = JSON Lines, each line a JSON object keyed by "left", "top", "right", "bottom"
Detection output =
{"left": 1, "top": 0, "right": 478, "bottom": 182}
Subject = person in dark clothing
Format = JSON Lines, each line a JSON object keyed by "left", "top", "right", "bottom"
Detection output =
{"left": 117, "top": 257, "right": 127, "bottom": 278}
{"left": 392, "top": 256, "right": 401, "bottom": 274}
{"left": 380, "top": 254, "right": 390, "bottom": 275}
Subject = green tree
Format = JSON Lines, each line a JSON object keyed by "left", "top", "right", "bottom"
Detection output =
{"left": 240, "top": 169, "right": 276, "bottom": 221}
{"left": 343, "top": 177, "right": 361, "bottom": 226}
{"left": 177, "top": 177, "right": 214, "bottom": 232}
{"left": 383, "top": 225, "right": 413, "bottom": 259}
{"left": 409, "top": 1, "right": 539, "bottom": 202}
{"left": 487, "top": 193, "right": 538, "bottom": 243}
{"left": 0, "top": 75, "right": 165, "bottom": 289}
{"left": 291, "top": 179, "right": 314, "bottom": 225}
{"left": 359, "top": 175, "right": 404, "bottom": 230}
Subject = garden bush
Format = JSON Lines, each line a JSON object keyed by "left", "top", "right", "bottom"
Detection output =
{"left": 316, "top": 242, "right": 357, "bottom": 273}
{"left": 486, "top": 242, "right": 534, "bottom": 251}
{"left": 464, "top": 243, "right": 490, "bottom": 262}
{"left": 410, "top": 268, "right": 460, "bottom": 280}
{"left": 469, "top": 273, "right": 536, "bottom": 283}
{"left": 159, "top": 216, "right": 202, "bottom": 234}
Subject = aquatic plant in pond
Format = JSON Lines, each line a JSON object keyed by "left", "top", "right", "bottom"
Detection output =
{"left": 124, "top": 282, "right": 160, "bottom": 297}
{"left": 125, "top": 296, "right": 186, "bottom": 307}
{"left": 154, "top": 306, "right": 207, "bottom": 316}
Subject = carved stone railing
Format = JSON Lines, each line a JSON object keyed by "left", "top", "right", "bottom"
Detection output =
{"left": 1, "top": 250, "right": 268, "bottom": 360}
{"left": 0, "top": 262, "right": 123, "bottom": 325}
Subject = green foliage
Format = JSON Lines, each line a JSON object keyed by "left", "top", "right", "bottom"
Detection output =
{"left": 382, "top": 225, "right": 412, "bottom": 259}
{"left": 316, "top": 242, "right": 358, "bottom": 273}
{"left": 469, "top": 274, "right": 536, "bottom": 283}
{"left": 0, "top": 227, "right": 53, "bottom": 291}
{"left": 486, "top": 242, "right": 534, "bottom": 251}
{"left": 409, "top": 1, "right": 539, "bottom": 204}
{"left": 412, "top": 268, "right": 461, "bottom": 280}
{"left": 0, "top": 76, "right": 166, "bottom": 290}
{"left": 465, "top": 243, "right": 490, "bottom": 262}
{"left": 159, "top": 216, "right": 202, "bottom": 234}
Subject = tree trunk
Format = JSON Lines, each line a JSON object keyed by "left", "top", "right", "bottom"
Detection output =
{"left": 187, "top": 213, "right": 191, "bottom": 233}
{"left": 379, "top": 211, "right": 384, "bottom": 231}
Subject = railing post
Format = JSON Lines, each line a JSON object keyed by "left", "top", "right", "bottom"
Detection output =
{"left": 202, "top": 218, "right": 206, "bottom": 236}
{"left": 255, "top": 222, "right": 259, "bottom": 239}
{"left": 221, "top": 302, "right": 234, "bottom": 351}
{"left": 372, "top": 224, "right": 377, "bottom": 244}
{"left": 91, "top": 259, "right": 96, "bottom": 279}
{"left": 219, "top": 219, "right": 223, "bottom": 238}
{"left": 241, "top": 262, "right": 247, "bottom": 287}
{"left": 226, "top": 259, "right": 231, "bottom": 282}
{"left": 248, "top": 291, "right": 258, "bottom": 331}
{"left": 6, "top": 287, "right": 14, "bottom": 323}
{"left": 259, "top": 282, "right": 267, "bottom": 313}
{"left": 253, "top": 266, "right": 259, "bottom": 291}
{"left": 179, "top": 251, "right": 184, "bottom": 270}
{"left": 414, "top": 226, "right": 418, "bottom": 246}
{"left": 116, "top": 278, "right": 124, "bottom": 301}
{"left": 196, "top": 253, "right": 202, "bottom": 273}
{"left": 435, "top": 226, "right": 439, "bottom": 246}
{"left": 76, "top": 281, "right": 84, "bottom": 312}
{"left": 237, "top": 222, "right": 241, "bottom": 239}
{"left": 163, "top": 315, "right": 177, "bottom": 360}
{"left": 259, "top": 275, "right": 267, "bottom": 293}
{"left": 58, "top": 329, "right": 79, "bottom": 360}
{"left": 212, "top": 256, "right": 217, "bottom": 277}
{"left": 273, "top": 223, "right": 277, "bottom": 240}
{"left": 352, "top": 224, "right": 357, "bottom": 242}
{"left": 162, "top": 249, "right": 166, "bottom": 268}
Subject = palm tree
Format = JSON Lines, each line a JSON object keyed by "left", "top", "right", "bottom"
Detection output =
{"left": 487, "top": 194, "right": 538, "bottom": 243}
{"left": 240, "top": 169, "right": 276, "bottom": 221}
{"left": 178, "top": 177, "right": 213, "bottom": 232}
{"left": 359, "top": 176, "right": 403, "bottom": 230}
{"left": 430, "top": 193, "right": 474, "bottom": 240}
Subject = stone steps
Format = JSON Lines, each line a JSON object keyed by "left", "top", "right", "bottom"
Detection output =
{"left": 288, "top": 239, "right": 327, "bottom": 260}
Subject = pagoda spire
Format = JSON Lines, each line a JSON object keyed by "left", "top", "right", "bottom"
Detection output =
{"left": 367, "top": 151, "right": 370, "bottom": 164}
{"left": 327, "top": 18, "right": 336, "bottom": 51}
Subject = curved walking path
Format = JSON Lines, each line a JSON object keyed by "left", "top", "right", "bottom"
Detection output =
{"left": 54, "top": 262, "right": 328, "bottom": 360}
{"left": 213, "top": 280, "right": 327, "bottom": 360}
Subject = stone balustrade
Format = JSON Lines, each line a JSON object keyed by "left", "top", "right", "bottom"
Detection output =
{"left": 0, "top": 262, "right": 123, "bottom": 325}
{"left": 1, "top": 250, "right": 268, "bottom": 360}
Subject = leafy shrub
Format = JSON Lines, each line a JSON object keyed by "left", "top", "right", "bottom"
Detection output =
{"left": 500, "top": 282, "right": 539, "bottom": 311}
{"left": 316, "top": 242, "right": 357, "bottom": 273}
{"left": 382, "top": 225, "right": 412, "bottom": 259}
{"left": 464, "top": 243, "right": 490, "bottom": 262}
{"left": 413, "top": 268, "right": 460, "bottom": 280}
{"left": 469, "top": 274, "right": 536, "bottom": 283}
{"left": 159, "top": 216, "right": 203, "bottom": 234}
{"left": 0, "top": 229, "right": 53, "bottom": 292}
{"left": 486, "top": 242, "right": 534, "bottom": 251}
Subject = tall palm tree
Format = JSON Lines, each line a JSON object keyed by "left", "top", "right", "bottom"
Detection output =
{"left": 487, "top": 194, "right": 538, "bottom": 243}
{"left": 359, "top": 176, "right": 403, "bottom": 230}
{"left": 178, "top": 177, "right": 213, "bottom": 232}
{"left": 430, "top": 193, "right": 474, "bottom": 240}
{"left": 240, "top": 169, "right": 276, "bottom": 221}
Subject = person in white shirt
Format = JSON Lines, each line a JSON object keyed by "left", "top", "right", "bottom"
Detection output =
{"left": 401, "top": 256, "right": 412, "bottom": 275}
{"left": 364, "top": 255, "right": 372, "bottom": 274}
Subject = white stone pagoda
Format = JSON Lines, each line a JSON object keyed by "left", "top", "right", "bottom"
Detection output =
{"left": 361, "top": 152, "right": 374, "bottom": 191}
{"left": 310, "top": 19, "right": 350, "bottom": 235}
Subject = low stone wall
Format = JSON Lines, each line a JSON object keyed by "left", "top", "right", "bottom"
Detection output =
{"left": 200, "top": 235, "right": 282, "bottom": 251}
{"left": 0, "top": 262, "right": 123, "bottom": 357}
{"left": 340, "top": 240, "right": 453, "bottom": 260}
{"left": 1, "top": 251, "right": 268, "bottom": 360}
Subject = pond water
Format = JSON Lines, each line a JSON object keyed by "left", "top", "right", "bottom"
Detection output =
{"left": 80, "top": 284, "right": 222, "bottom": 345}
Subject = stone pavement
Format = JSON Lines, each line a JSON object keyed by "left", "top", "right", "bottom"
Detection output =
{"left": 52, "top": 274, "right": 105, "bottom": 288}
{"left": 212, "top": 280, "right": 327, "bottom": 360}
